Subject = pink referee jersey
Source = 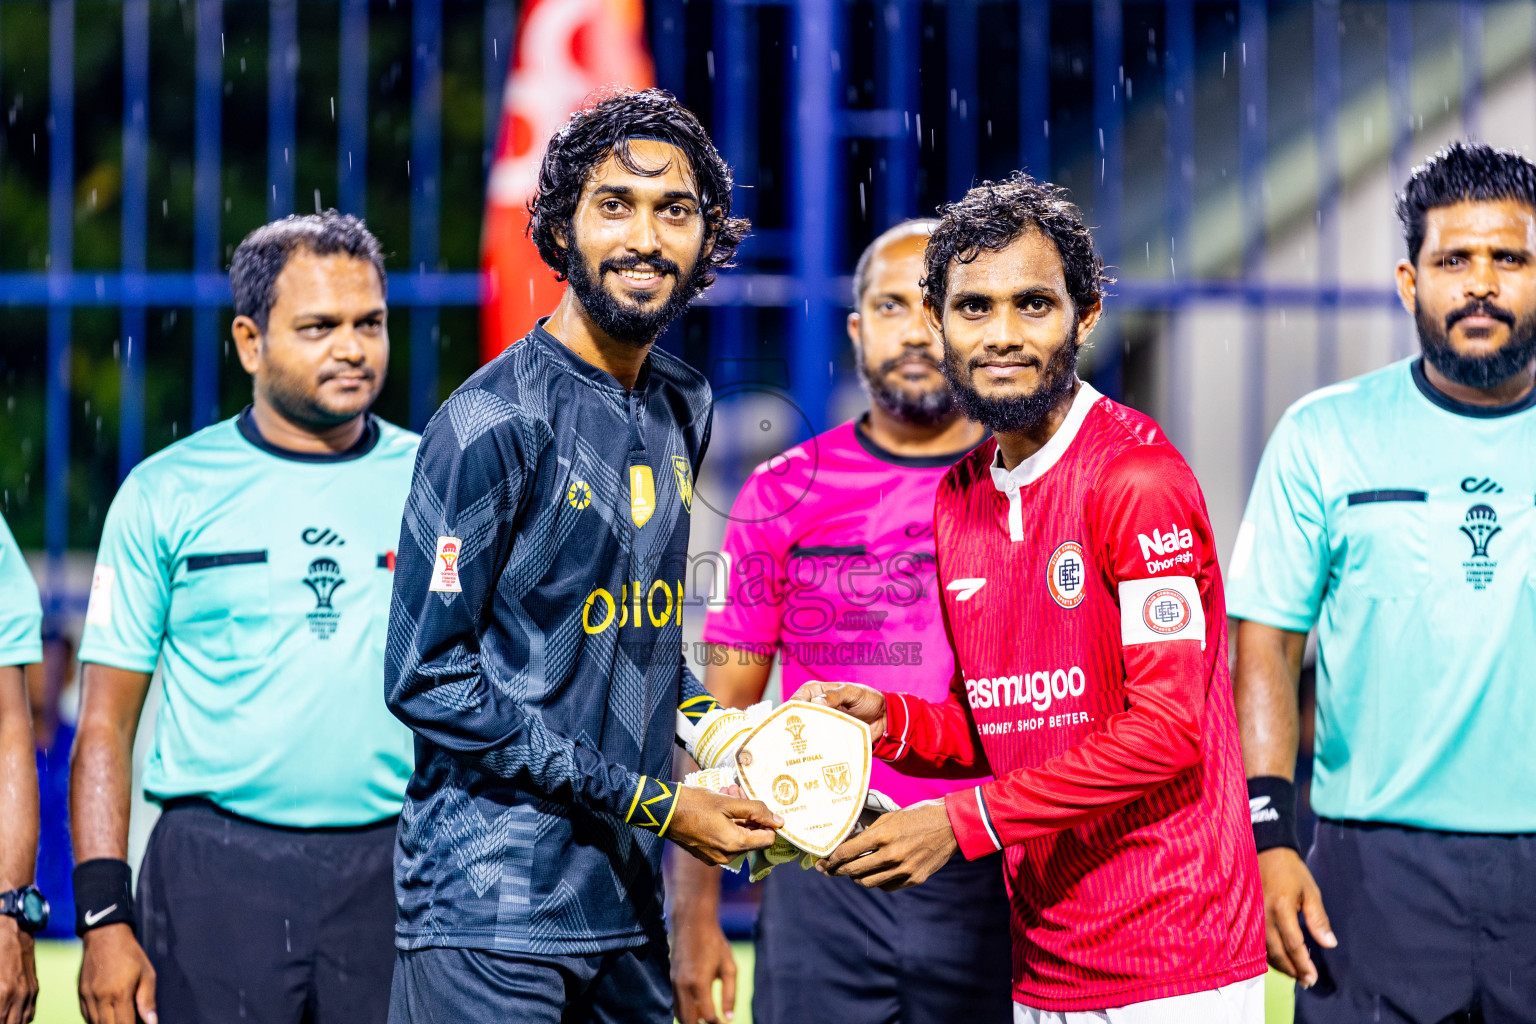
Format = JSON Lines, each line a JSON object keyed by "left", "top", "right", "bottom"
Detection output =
{"left": 703, "top": 418, "right": 988, "bottom": 809}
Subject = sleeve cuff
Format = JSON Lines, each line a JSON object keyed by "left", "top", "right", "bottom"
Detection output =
{"left": 871, "top": 690, "right": 912, "bottom": 762}
{"left": 944, "top": 786, "right": 1004, "bottom": 860}
{"left": 76, "top": 645, "right": 159, "bottom": 675}
{"left": 624, "top": 775, "right": 681, "bottom": 838}
{"left": 1224, "top": 602, "right": 1316, "bottom": 635}
{"left": 0, "top": 640, "right": 41, "bottom": 667}
{"left": 677, "top": 692, "right": 721, "bottom": 724}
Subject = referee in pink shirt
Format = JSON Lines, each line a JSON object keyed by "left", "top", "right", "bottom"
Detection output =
{"left": 668, "top": 221, "right": 1011, "bottom": 1024}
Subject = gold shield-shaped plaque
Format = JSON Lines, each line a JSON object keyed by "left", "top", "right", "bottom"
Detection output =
{"left": 735, "top": 700, "right": 872, "bottom": 858}
{"left": 629, "top": 464, "right": 655, "bottom": 528}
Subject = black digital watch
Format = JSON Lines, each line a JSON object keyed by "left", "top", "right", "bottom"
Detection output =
{"left": 0, "top": 885, "right": 49, "bottom": 935}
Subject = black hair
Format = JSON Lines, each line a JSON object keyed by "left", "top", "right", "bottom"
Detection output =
{"left": 1398, "top": 142, "right": 1536, "bottom": 264}
{"left": 921, "top": 171, "right": 1109, "bottom": 317}
{"left": 230, "top": 211, "right": 386, "bottom": 333}
{"left": 851, "top": 219, "right": 938, "bottom": 306}
{"left": 527, "top": 88, "right": 748, "bottom": 285}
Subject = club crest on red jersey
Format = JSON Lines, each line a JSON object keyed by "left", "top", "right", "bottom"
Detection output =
{"left": 1046, "top": 541, "right": 1087, "bottom": 608}
{"left": 1141, "top": 588, "right": 1192, "bottom": 634}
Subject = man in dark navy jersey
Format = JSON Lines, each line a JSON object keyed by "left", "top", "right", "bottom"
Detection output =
{"left": 386, "top": 89, "right": 779, "bottom": 1024}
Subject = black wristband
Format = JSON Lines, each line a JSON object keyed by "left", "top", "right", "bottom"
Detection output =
{"left": 1247, "top": 776, "right": 1301, "bottom": 854}
{"left": 73, "top": 859, "right": 136, "bottom": 936}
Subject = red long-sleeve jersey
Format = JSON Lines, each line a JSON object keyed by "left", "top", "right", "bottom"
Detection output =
{"left": 873, "top": 385, "right": 1264, "bottom": 1011}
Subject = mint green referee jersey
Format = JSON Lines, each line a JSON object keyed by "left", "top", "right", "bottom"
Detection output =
{"left": 78, "top": 411, "right": 418, "bottom": 828}
{"left": 0, "top": 511, "right": 41, "bottom": 667}
{"left": 1228, "top": 357, "right": 1536, "bottom": 833}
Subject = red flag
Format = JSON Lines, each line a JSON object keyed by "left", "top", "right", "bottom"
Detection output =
{"left": 481, "top": 0, "right": 655, "bottom": 363}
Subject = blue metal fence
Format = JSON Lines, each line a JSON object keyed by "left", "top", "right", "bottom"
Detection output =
{"left": 10, "top": 0, "right": 1497, "bottom": 622}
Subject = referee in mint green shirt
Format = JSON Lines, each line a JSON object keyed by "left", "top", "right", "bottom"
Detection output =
{"left": 72, "top": 213, "right": 416, "bottom": 1024}
{"left": 0, "top": 511, "right": 44, "bottom": 1021}
{"left": 1230, "top": 142, "right": 1536, "bottom": 1022}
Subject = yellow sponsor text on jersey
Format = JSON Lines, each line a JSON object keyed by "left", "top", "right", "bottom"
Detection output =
{"left": 582, "top": 580, "right": 686, "bottom": 633}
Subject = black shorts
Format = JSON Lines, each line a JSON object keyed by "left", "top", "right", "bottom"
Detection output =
{"left": 1297, "top": 818, "right": 1536, "bottom": 1024}
{"left": 137, "top": 799, "right": 397, "bottom": 1024}
{"left": 752, "top": 853, "right": 1015, "bottom": 1024}
{"left": 387, "top": 943, "right": 671, "bottom": 1024}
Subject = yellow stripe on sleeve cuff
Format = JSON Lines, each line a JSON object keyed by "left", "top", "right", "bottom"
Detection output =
{"left": 625, "top": 776, "right": 680, "bottom": 836}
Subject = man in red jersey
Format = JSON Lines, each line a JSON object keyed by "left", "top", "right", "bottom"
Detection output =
{"left": 797, "top": 172, "right": 1266, "bottom": 1023}
{"left": 670, "top": 221, "right": 1008, "bottom": 1024}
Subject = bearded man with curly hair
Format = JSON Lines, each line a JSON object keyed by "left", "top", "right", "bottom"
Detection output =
{"left": 798, "top": 173, "right": 1267, "bottom": 1023}
{"left": 384, "top": 89, "right": 778, "bottom": 1024}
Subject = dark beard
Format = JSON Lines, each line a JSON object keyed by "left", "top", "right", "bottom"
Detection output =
{"left": 941, "top": 333, "right": 1078, "bottom": 435}
{"left": 261, "top": 363, "right": 379, "bottom": 431}
{"left": 857, "top": 350, "right": 955, "bottom": 426}
{"left": 564, "top": 242, "right": 706, "bottom": 348}
{"left": 1417, "top": 299, "right": 1536, "bottom": 389}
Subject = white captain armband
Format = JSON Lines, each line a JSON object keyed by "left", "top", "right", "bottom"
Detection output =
{"left": 1118, "top": 575, "right": 1206, "bottom": 650}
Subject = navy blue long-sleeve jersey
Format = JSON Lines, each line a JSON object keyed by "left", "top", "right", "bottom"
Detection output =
{"left": 386, "top": 322, "right": 719, "bottom": 954}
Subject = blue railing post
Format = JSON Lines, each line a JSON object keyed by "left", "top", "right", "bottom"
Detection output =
{"left": 1388, "top": 1, "right": 1414, "bottom": 360}
{"left": 946, "top": 0, "right": 977, "bottom": 200}
{"left": 716, "top": 0, "right": 757, "bottom": 248}
{"left": 708, "top": 0, "right": 755, "bottom": 470}
{"left": 881, "top": 0, "right": 920, "bottom": 225}
{"left": 1091, "top": 0, "right": 1123, "bottom": 401}
{"left": 339, "top": 0, "right": 370, "bottom": 216}
{"left": 1019, "top": 1, "right": 1050, "bottom": 178}
{"left": 45, "top": 0, "right": 74, "bottom": 614}
{"left": 712, "top": 0, "right": 756, "bottom": 365}
{"left": 269, "top": 0, "right": 298, "bottom": 218}
{"left": 792, "top": 0, "right": 838, "bottom": 435}
{"left": 192, "top": 0, "right": 223, "bottom": 429}
{"left": 1164, "top": 0, "right": 1194, "bottom": 448}
{"left": 1240, "top": 0, "right": 1269, "bottom": 487}
{"left": 1314, "top": 0, "right": 1340, "bottom": 387}
{"left": 119, "top": 0, "right": 149, "bottom": 481}
{"left": 1461, "top": 0, "right": 1482, "bottom": 140}
{"left": 653, "top": 0, "right": 687, "bottom": 98}
{"left": 482, "top": 0, "right": 515, "bottom": 178}
{"left": 409, "top": 0, "right": 443, "bottom": 431}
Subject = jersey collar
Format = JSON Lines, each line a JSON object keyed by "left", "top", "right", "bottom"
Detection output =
{"left": 852, "top": 416, "right": 988, "bottom": 468}
{"left": 988, "top": 380, "right": 1101, "bottom": 494}
{"left": 236, "top": 406, "right": 381, "bottom": 463}
{"left": 1410, "top": 357, "right": 1536, "bottom": 419}
{"left": 532, "top": 317, "right": 653, "bottom": 394}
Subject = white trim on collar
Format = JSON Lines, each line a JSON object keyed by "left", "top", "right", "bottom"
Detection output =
{"left": 987, "top": 382, "right": 1102, "bottom": 542}
{"left": 989, "top": 381, "right": 1102, "bottom": 492}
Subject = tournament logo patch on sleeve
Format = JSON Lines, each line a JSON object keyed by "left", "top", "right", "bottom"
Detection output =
{"left": 85, "top": 565, "right": 115, "bottom": 627}
{"left": 428, "top": 536, "right": 463, "bottom": 593}
{"left": 1118, "top": 575, "right": 1205, "bottom": 649}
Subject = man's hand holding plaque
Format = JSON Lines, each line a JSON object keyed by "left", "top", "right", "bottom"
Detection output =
{"left": 664, "top": 786, "right": 785, "bottom": 867}
{"left": 790, "top": 681, "right": 960, "bottom": 892}
{"left": 677, "top": 697, "right": 896, "bottom": 880}
{"left": 790, "top": 681, "right": 889, "bottom": 738}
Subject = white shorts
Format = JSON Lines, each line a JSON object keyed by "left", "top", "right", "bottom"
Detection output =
{"left": 1013, "top": 976, "right": 1264, "bottom": 1024}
